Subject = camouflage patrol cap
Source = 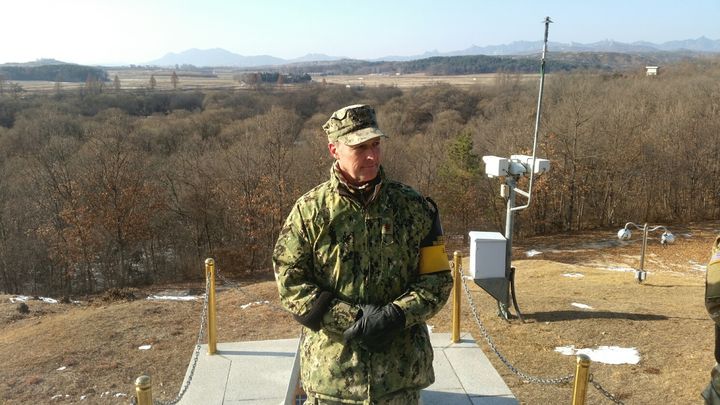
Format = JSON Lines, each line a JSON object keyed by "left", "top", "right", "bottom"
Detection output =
{"left": 323, "top": 104, "right": 387, "bottom": 145}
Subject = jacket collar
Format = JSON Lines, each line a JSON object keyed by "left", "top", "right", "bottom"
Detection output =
{"left": 330, "top": 162, "right": 385, "bottom": 206}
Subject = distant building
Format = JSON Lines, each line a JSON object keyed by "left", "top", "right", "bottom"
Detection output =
{"left": 645, "top": 66, "right": 660, "bottom": 76}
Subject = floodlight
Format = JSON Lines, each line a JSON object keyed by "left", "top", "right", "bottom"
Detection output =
{"left": 660, "top": 231, "right": 675, "bottom": 245}
{"left": 617, "top": 228, "right": 631, "bottom": 240}
{"left": 617, "top": 222, "right": 674, "bottom": 284}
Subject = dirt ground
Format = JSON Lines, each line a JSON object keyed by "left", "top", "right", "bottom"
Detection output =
{"left": 1, "top": 222, "right": 718, "bottom": 404}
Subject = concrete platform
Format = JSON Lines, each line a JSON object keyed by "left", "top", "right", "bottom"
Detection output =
{"left": 176, "top": 332, "right": 517, "bottom": 404}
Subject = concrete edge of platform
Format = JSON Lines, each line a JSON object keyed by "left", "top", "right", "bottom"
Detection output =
{"left": 175, "top": 332, "right": 517, "bottom": 405}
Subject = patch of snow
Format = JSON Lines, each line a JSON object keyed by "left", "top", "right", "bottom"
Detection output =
{"left": 689, "top": 260, "right": 706, "bottom": 272}
{"left": 562, "top": 273, "right": 584, "bottom": 278}
{"left": 682, "top": 233, "right": 693, "bottom": 238}
{"left": 571, "top": 303, "right": 593, "bottom": 310}
{"left": 555, "top": 345, "right": 640, "bottom": 365}
{"left": 114, "top": 393, "right": 128, "bottom": 398}
{"left": 525, "top": 249, "right": 543, "bottom": 257}
{"left": 427, "top": 324, "right": 434, "bottom": 333}
{"left": 51, "top": 394, "right": 70, "bottom": 400}
{"left": 555, "top": 346, "right": 576, "bottom": 356}
{"left": 603, "top": 266, "right": 635, "bottom": 273}
{"left": 146, "top": 295, "right": 200, "bottom": 301}
{"left": 240, "top": 300, "right": 270, "bottom": 309}
{"left": 547, "top": 249, "right": 594, "bottom": 254}
{"left": 80, "top": 395, "right": 88, "bottom": 400}
{"left": 543, "top": 239, "right": 624, "bottom": 253}
{"left": 57, "top": 366, "right": 67, "bottom": 371}
{"left": 10, "top": 295, "right": 58, "bottom": 304}
{"left": 138, "top": 344, "right": 152, "bottom": 350}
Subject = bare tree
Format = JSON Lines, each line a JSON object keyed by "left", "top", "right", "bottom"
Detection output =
{"left": 171, "top": 71, "right": 179, "bottom": 90}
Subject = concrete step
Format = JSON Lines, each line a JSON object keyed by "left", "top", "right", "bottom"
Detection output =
{"left": 175, "top": 332, "right": 517, "bottom": 404}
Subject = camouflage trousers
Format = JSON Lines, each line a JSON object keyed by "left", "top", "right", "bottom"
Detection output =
{"left": 305, "top": 389, "right": 421, "bottom": 405}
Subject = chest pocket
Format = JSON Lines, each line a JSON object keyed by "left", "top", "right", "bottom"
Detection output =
{"left": 364, "top": 215, "right": 413, "bottom": 303}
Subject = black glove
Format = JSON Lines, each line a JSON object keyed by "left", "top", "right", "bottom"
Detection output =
{"left": 343, "top": 303, "right": 405, "bottom": 352}
{"left": 292, "top": 291, "right": 334, "bottom": 331}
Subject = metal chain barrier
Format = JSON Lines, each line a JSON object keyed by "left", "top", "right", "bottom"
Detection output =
{"left": 461, "top": 275, "right": 627, "bottom": 403}
{"left": 460, "top": 275, "right": 574, "bottom": 385}
{"left": 590, "top": 375, "right": 625, "bottom": 405}
{"left": 137, "top": 261, "right": 625, "bottom": 404}
{"left": 153, "top": 276, "right": 210, "bottom": 405}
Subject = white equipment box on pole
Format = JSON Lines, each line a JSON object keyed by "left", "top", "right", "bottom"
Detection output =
{"left": 469, "top": 231, "right": 509, "bottom": 305}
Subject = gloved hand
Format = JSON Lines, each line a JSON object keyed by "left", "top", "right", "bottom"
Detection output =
{"left": 343, "top": 303, "right": 405, "bottom": 352}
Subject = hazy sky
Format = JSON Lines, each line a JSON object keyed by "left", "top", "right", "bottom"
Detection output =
{"left": 4, "top": 0, "right": 719, "bottom": 65}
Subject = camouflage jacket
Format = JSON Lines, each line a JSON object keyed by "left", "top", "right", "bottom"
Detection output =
{"left": 706, "top": 235, "right": 720, "bottom": 324}
{"left": 273, "top": 165, "right": 452, "bottom": 404}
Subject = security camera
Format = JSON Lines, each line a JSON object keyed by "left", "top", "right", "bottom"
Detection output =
{"left": 482, "top": 156, "right": 509, "bottom": 178}
{"left": 510, "top": 155, "right": 550, "bottom": 175}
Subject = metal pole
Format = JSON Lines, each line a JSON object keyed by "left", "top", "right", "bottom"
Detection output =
{"left": 206, "top": 258, "right": 217, "bottom": 355}
{"left": 452, "top": 251, "right": 461, "bottom": 343}
{"left": 511, "top": 16, "right": 552, "bottom": 212}
{"left": 639, "top": 223, "right": 648, "bottom": 272}
{"left": 503, "top": 176, "right": 516, "bottom": 311}
{"left": 134, "top": 375, "right": 153, "bottom": 405}
{"left": 571, "top": 354, "right": 591, "bottom": 405}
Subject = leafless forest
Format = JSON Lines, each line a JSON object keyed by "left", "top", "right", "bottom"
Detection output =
{"left": 1, "top": 61, "right": 719, "bottom": 295}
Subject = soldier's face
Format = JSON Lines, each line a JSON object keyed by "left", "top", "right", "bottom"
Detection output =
{"left": 329, "top": 138, "right": 382, "bottom": 186}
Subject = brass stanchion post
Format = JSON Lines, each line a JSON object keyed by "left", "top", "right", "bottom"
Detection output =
{"left": 571, "top": 354, "right": 591, "bottom": 405}
{"left": 452, "top": 251, "right": 461, "bottom": 343}
{"left": 206, "top": 258, "right": 217, "bottom": 355}
{"left": 134, "top": 375, "right": 153, "bottom": 405}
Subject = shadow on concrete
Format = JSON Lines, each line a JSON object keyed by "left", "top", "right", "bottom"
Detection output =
{"left": 215, "top": 350, "right": 295, "bottom": 357}
{"left": 524, "top": 310, "right": 668, "bottom": 323}
{"left": 422, "top": 390, "right": 517, "bottom": 404}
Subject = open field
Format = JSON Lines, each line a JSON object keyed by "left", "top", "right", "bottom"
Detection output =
{"left": 1, "top": 223, "right": 718, "bottom": 404}
{"left": 8, "top": 70, "right": 538, "bottom": 94}
{"left": 315, "top": 72, "right": 538, "bottom": 88}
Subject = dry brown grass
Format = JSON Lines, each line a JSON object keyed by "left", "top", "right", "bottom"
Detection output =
{"left": 1, "top": 223, "right": 718, "bottom": 404}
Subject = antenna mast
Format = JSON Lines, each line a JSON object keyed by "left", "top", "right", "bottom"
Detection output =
{"left": 477, "top": 17, "right": 552, "bottom": 321}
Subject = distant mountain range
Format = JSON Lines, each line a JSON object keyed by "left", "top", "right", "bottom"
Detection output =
{"left": 148, "top": 48, "right": 341, "bottom": 68}
{"left": 148, "top": 37, "right": 720, "bottom": 68}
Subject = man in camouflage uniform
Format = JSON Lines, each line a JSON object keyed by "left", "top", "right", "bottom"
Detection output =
{"left": 274, "top": 104, "right": 453, "bottom": 404}
{"left": 703, "top": 235, "right": 720, "bottom": 403}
